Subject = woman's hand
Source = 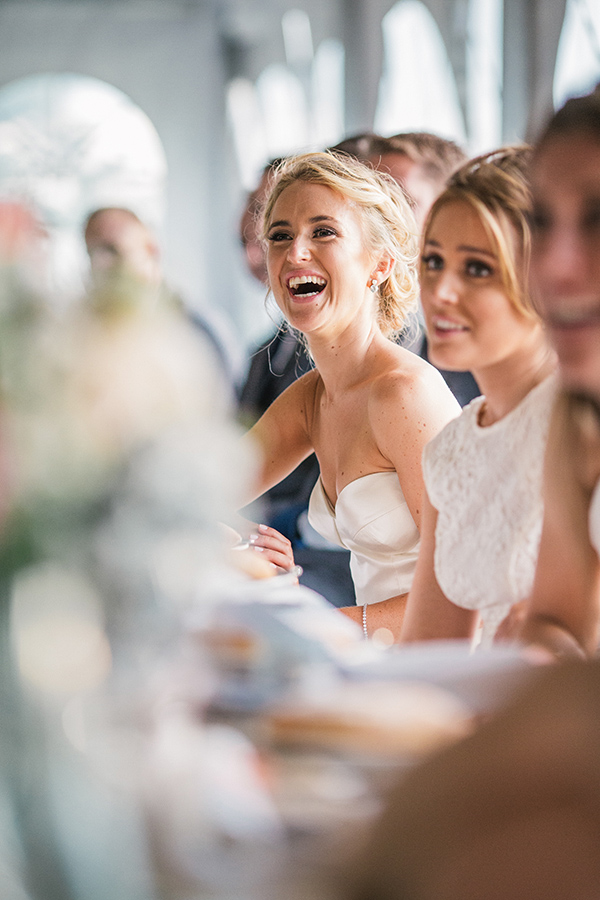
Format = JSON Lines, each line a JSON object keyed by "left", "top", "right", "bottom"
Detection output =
{"left": 220, "top": 520, "right": 297, "bottom": 577}
{"left": 246, "top": 523, "right": 296, "bottom": 572}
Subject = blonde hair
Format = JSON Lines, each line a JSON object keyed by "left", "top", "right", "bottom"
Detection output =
{"left": 261, "top": 151, "right": 419, "bottom": 337}
{"left": 423, "top": 146, "right": 536, "bottom": 319}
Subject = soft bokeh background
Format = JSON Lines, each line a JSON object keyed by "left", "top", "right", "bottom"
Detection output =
{"left": 0, "top": 0, "right": 597, "bottom": 353}
{"left": 0, "top": 3, "right": 598, "bottom": 898}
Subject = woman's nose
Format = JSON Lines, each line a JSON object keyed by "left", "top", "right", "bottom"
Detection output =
{"left": 433, "top": 270, "right": 460, "bottom": 303}
{"left": 287, "top": 235, "right": 311, "bottom": 263}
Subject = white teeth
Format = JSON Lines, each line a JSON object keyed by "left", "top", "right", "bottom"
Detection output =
{"left": 434, "top": 319, "right": 466, "bottom": 331}
{"left": 288, "top": 275, "right": 326, "bottom": 288}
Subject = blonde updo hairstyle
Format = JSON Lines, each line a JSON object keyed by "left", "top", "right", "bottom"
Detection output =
{"left": 261, "top": 151, "right": 420, "bottom": 337}
{"left": 423, "top": 145, "right": 536, "bottom": 319}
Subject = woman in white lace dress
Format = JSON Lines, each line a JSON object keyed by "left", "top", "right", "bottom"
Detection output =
{"left": 401, "top": 147, "right": 557, "bottom": 648}
{"left": 517, "top": 89, "right": 600, "bottom": 659}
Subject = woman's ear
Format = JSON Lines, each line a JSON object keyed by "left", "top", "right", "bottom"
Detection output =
{"left": 373, "top": 252, "right": 395, "bottom": 284}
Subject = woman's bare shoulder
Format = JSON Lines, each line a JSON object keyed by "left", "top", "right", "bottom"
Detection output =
{"left": 271, "top": 366, "right": 320, "bottom": 409}
{"left": 371, "top": 345, "right": 459, "bottom": 417}
{"left": 367, "top": 347, "right": 461, "bottom": 528}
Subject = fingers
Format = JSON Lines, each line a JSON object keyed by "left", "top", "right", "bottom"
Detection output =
{"left": 249, "top": 523, "right": 296, "bottom": 571}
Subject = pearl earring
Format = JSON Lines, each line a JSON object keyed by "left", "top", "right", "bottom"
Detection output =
{"left": 369, "top": 279, "right": 378, "bottom": 293}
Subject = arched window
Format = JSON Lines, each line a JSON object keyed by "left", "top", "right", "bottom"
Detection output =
{"left": 0, "top": 73, "right": 166, "bottom": 302}
{"left": 227, "top": 9, "right": 344, "bottom": 190}
{"left": 554, "top": 0, "right": 600, "bottom": 107}
{"left": 227, "top": 77, "right": 267, "bottom": 191}
{"left": 466, "top": 0, "right": 503, "bottom": 154}
{"left": 375, "top": 0, "right": 466, "bottom": 143}
{"left": 256, "top": 63, "right": 310, "bottom": 158}
{"left": 311, "top": 38, "right": 345, "bottom": 151}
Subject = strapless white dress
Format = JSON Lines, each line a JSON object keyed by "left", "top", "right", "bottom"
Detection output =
{"left": 423, "top": 373, "right": 557, "bottom": 646}
{"left": 307, "top": 472, "right": 420, "bottom": 606}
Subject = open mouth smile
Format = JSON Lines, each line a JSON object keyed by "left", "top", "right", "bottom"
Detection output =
{"left": 286, "top": 274, "right": 327, "bottom": 300}
{"left": 431, "top": 316, "right": 469, "bottom": 335}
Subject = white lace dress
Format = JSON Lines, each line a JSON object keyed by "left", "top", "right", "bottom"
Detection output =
{"left": 423, "top": 374, "right": 558, "bottom": 646}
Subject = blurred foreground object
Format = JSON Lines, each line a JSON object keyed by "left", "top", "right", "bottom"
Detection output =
{"left": 347, "top": 660, "right": 600, "bottom": 900}
{"left": 0, "top": 212, "right": 256, "bottom": 899}
{"left": 263, "top": 680, "right": 473, "bottom": 758}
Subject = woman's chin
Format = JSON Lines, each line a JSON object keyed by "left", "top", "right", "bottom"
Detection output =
{"left": 427, "top": 346, "right": 472, "bottom": 373}
{"left": 282, "top": 299, "right": 322, "bottom": 331}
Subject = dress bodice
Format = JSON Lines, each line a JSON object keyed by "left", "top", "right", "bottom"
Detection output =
{"left": 307, "top": 472, "right": 420, "bottom": 606}
{"left": 423, "top": 374, "right": 557, "bottom": 646}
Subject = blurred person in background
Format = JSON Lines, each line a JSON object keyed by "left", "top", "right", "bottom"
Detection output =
{"left": 512, "top": 87, "right": 600, "bottom": 659}
{"left": 84, "top": 206, "right": 243, "bottom": 395}
{"left": 332, "top": 131, "right": 466, "bottom": 231}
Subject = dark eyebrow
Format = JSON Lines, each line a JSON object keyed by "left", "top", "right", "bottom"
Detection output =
{"left": 424, "top": 238, "right": 497, "bottom": 259}
{"left": 267, "top": 215, "right": 339, "bottom": 230}
{"left": 458, "top": 244, "right": 497, "bottom": 258}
